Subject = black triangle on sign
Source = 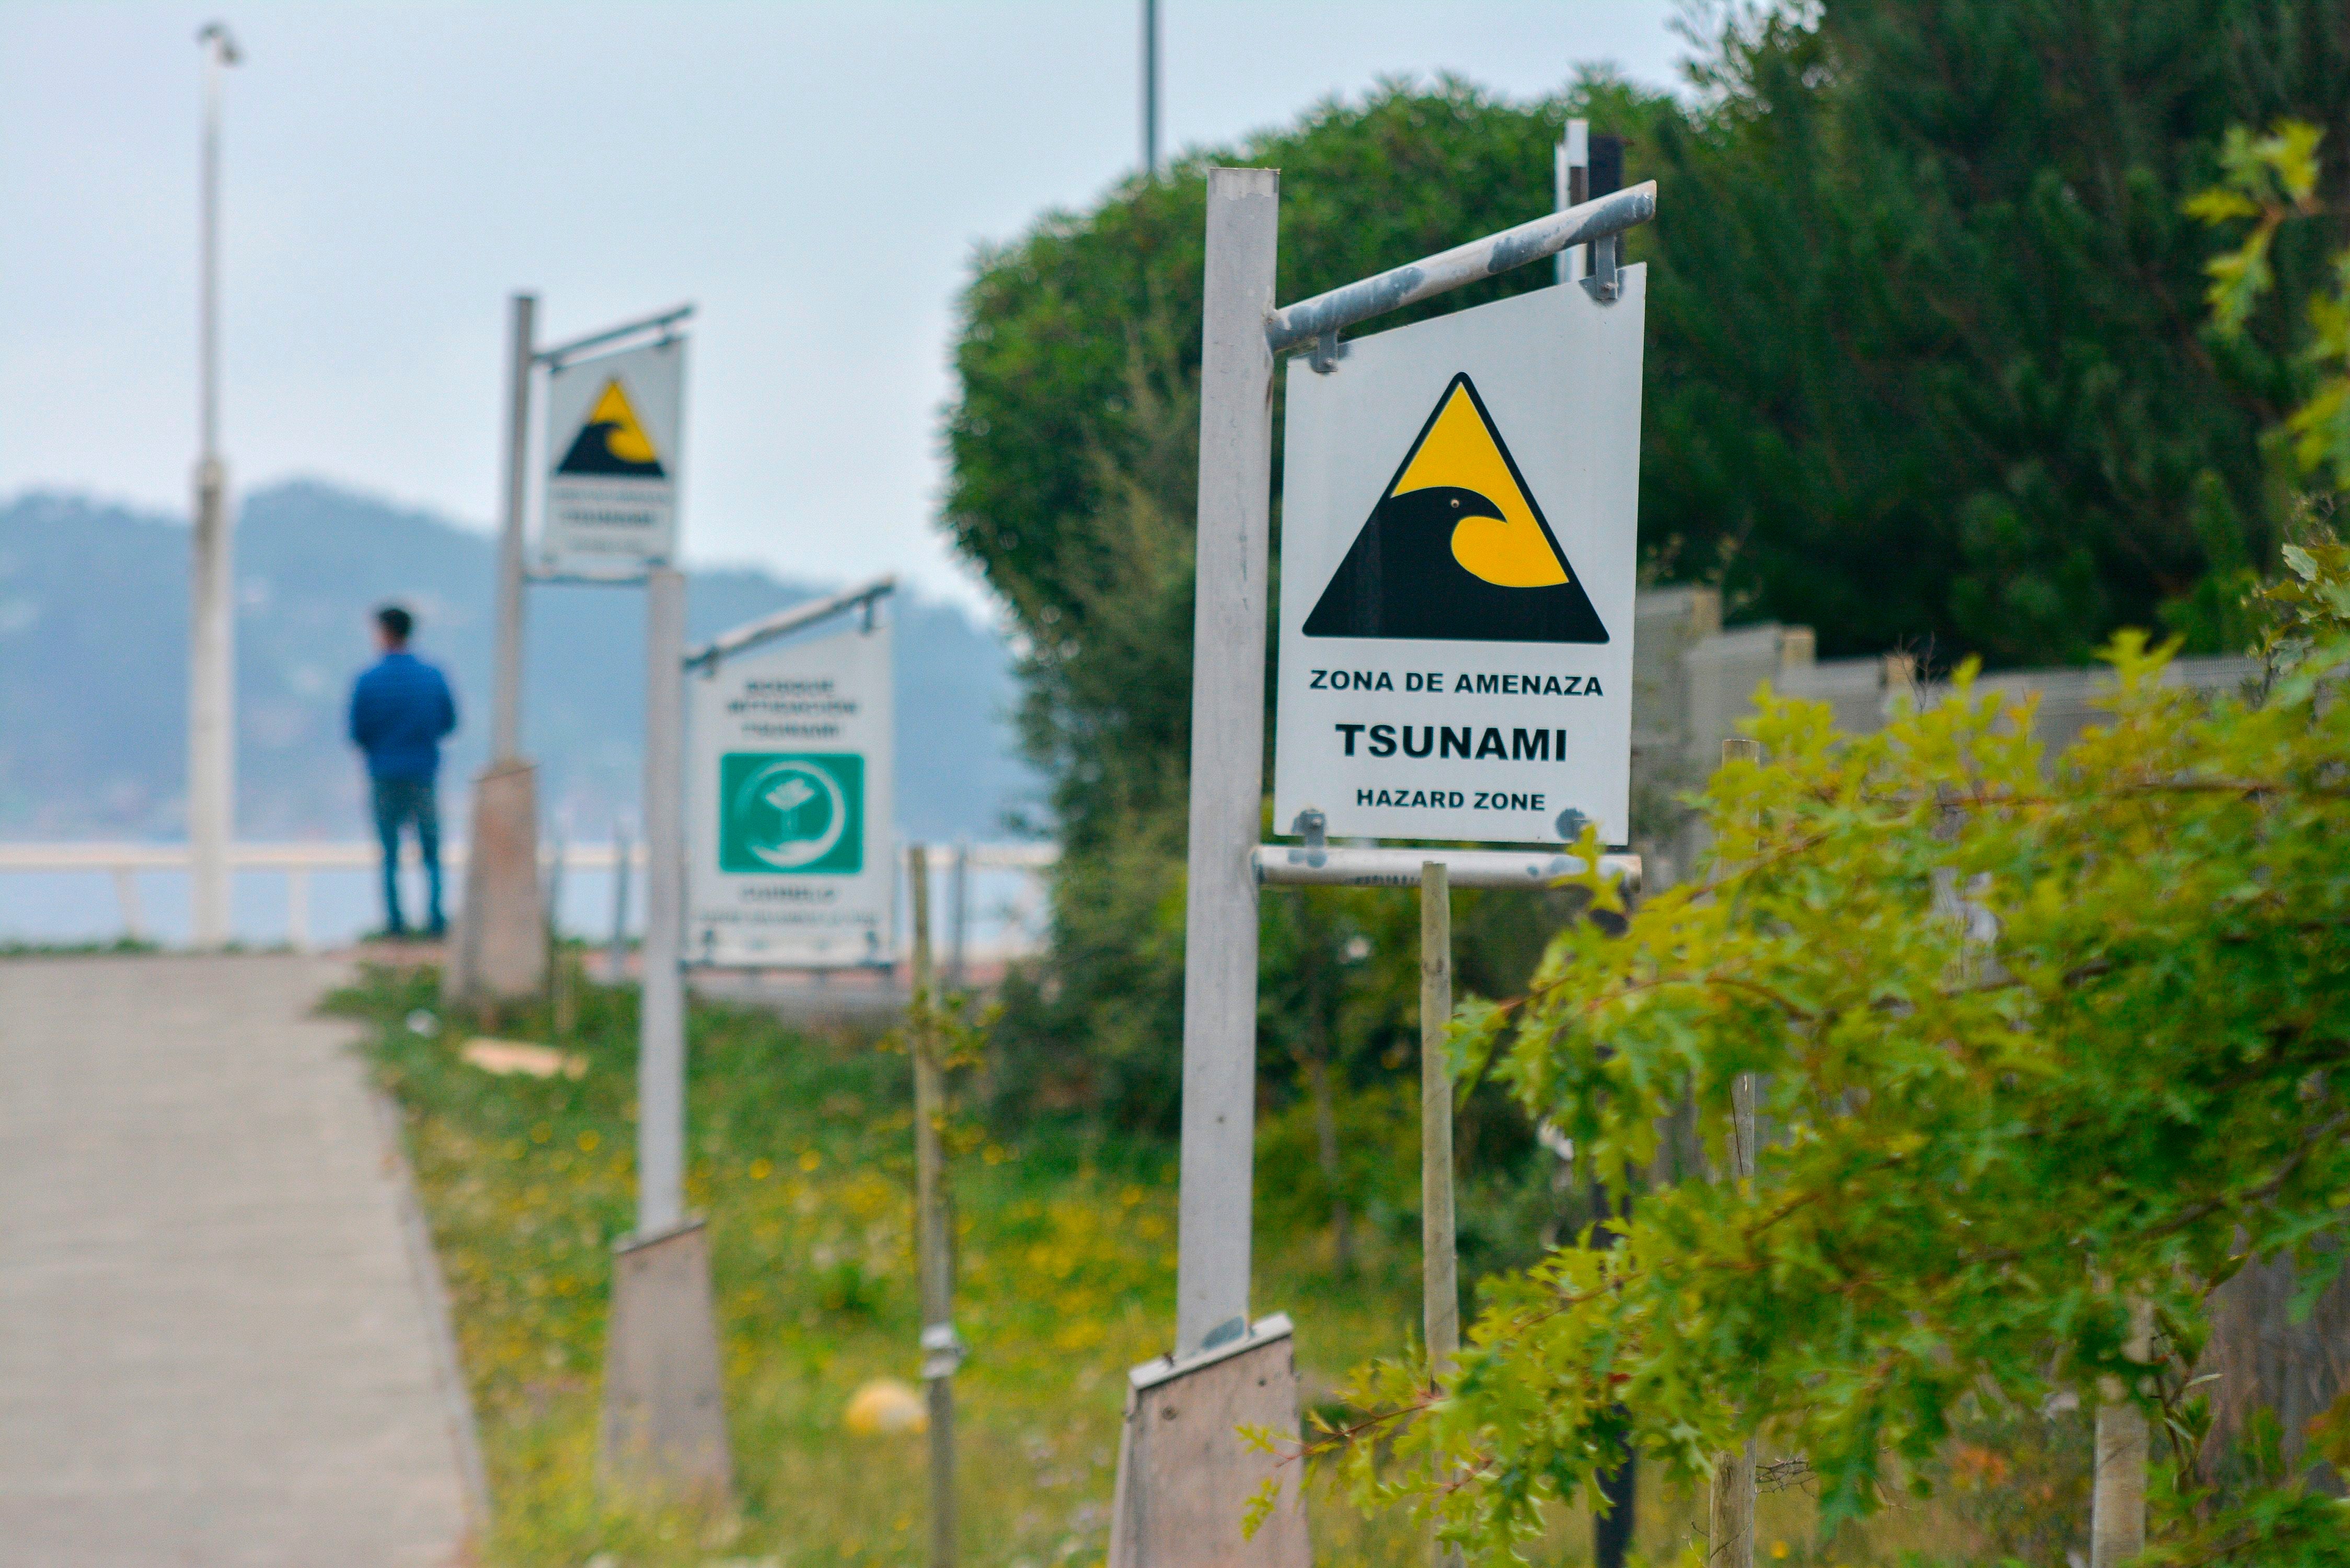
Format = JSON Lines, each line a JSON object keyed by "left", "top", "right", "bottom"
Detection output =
{"left": 555, "top": 379, "right": 667, "bottom": 479}
{"left": 1303, "top": 373, "right": 1606, "bottom": 643}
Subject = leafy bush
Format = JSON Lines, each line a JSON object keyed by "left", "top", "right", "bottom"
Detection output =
{"left": 1316, "top": 633, "right": 2350, "bottom": 1559}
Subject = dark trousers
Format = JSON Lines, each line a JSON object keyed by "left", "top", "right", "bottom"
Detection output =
{"left": 371, "top": 777, "right": 443, "bottom": 934}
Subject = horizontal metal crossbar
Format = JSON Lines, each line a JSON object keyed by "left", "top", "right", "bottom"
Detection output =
{"left": 1264, "top": 181, "right": 1656, "bottom": 353}
{"left": 683, "top": 574, "right": 896, "bottom": 671}
{"left": 1252, "top": 844, "right": 1639, "bottom": 891}
{"left": 536, "top": 302, "right": 697, "bottom": 367}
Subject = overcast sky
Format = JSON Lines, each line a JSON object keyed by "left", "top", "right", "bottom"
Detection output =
{"left": 2, "top": 2, "right": 1686, "bottom": 614}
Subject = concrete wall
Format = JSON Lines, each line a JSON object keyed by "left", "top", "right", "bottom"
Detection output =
{"left": 1626, "top": 587, "right": 2259, "bottom": 889}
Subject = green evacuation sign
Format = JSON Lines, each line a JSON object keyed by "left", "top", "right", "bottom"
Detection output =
{"left": 687, "top": 618, "right": 894, "bottom": 968}
{"left": 717, "top": 753, "right": 863, "bottom": 874}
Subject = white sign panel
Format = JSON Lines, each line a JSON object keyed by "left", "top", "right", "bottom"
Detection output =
{"left": 686, "top": 619, "right": 895, "bottom": 967}
{"left": 539, "top": 336, "right": 686, "bottom": 579}
{"left": 1273, "top": 273, "right": 1645, "bottom": 846}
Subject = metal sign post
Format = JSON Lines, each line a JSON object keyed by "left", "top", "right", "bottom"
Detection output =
{"left": 598, "top": 563, "right": 733, "bottom": 1499}
{"left": 605, "top": 576, "right": 903, "bottom": 1494}
{"left": 1108, "top": 166, "right": 1656, "bottom": 1567}
{"left": 1175, "top": 167, "right": 1281, "bottom": 1363}
{"left": 639, "top": 565, "right": 688, "bottom": 1237}
{"left": 455, "top": 301, "right": 694, "bottom": 1006}
{"left": 665, "top": 566, "right": 920, "bottom": 1518}
{"left": 684, "top": 581, "right": 898, "bottom": 970}
{"left": 491, "top": 294, "right": 537, "bottom": 764}
{"left": 452, "top": 292, "right": 550, "bottom": 1004}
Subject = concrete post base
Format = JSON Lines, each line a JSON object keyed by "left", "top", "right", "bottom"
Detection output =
{"left": 447, "top": 759, "right": 548, "bottom": 1005}
{"left": 1108, "top": 1314, "right": 1310, "bottom": 1568}
{"left": 598, "top": 1219, "right": 733, "bottom": 1502}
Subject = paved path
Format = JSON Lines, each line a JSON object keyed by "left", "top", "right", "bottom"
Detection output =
{"left": 0, "top": 955, "right": 476, "bottom": 1566}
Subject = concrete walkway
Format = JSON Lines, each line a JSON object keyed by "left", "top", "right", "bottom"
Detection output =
{"left": 0, "top": 955, "right": 477, "bottom": 1566}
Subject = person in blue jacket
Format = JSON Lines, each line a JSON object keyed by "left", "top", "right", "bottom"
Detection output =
{"left": 348, "top": 604, "right": 458, "bottom": 938}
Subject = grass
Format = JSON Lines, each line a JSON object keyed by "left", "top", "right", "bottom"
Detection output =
{"left": 0, "top": 936, "right": 160, "bottom": 955}
{"left": 333, "top": 961, "right": 2042, "bottom": 1567}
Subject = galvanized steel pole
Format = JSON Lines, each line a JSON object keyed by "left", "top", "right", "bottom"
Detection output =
{"left": 188, "top": 23, "right": 240, "bottom": 950}
{"left": 637, "top": 567, "right": 687, "bottom": 1235}
{"left": 1556, "top": 119, "right": 1587, "bottom": 286}
{"left": 1140, "top": 0, "right": 1159, "bottom": 176}
{"left": 1174, "top": 166, "right": 1279, "bottom": 1357}
{"left": 490, "top": 293, "right": 536, "bottom": 762}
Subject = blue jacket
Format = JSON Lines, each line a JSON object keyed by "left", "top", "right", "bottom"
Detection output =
{"left": 349, "top": 651, "right": 458, "bottom": 782}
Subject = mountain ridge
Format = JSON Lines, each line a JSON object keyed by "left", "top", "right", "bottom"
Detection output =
{"left": 0, "top": 480, "right": 1037, "bottom": 844}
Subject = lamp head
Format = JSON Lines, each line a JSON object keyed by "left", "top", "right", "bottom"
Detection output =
{"left": 197, "top": 23, "right": 242, "bottom": 66}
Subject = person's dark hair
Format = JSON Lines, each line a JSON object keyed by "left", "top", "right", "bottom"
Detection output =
{"left": 376, "top": 604, "right": 414, "bottom": 645}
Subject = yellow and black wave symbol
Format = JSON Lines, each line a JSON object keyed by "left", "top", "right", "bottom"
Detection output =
{"left": 557, "top": 379, "right": 667, "bottom": 479}
{"left": 1303, "top": 373, "right": 1606, "bottom": 643}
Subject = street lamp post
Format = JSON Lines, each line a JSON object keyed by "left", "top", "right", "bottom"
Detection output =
{"left": 189, "top": 21, "right": 241, "bottom": 950}
{"left": 1139, "top": 0, "right": 1159, "bottom": 177}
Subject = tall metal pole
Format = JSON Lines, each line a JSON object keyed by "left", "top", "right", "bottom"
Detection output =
{"left": 1139, "top": 0, "right": 1160, "bottom": 176}
{"left": 638, "top": 567, "right": 687, "bottom": 1235}
{"left": 1173, "top": 167, "right": 1278, "bottom": 1356}
{"left": 491, "top": 293, "right": 536, "bottom": 761}
{"left": 189, "top": 22, "right": 240, "bottom": 950}
{"left": 1556, "top": 119, "right": 1587, "bottom": 286}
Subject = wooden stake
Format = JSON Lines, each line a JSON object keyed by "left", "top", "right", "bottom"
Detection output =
{"left": 910, "top": 846, "right": 957, "bottom": 1568}
{"left": 1708, "top": 1070, "right": 1758, "bottom": 1567}
{"left": 1420, "top": 862, "right": 1462, "bottom": 1568}
{"left": 2090, "top": 1296, "right": 2152, "bottom": 1568}
{"left": 1707, "top": 737, "right": 1762, "bottom": 1566}
{"left": 1420, "top": 862, "right": 1458, "bottom": 1371}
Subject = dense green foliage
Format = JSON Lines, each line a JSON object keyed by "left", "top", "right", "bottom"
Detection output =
{"left": 1642, "top": 1, "right": 2348, "bottom": 664}
{"left": 948, "top": 4, "right": 2350, "bottom": 665}
{"left": 1322, "top": 632, "right": 2350, "bottom": 1560}
{"left": 943, "top": 4, "right": 2350, "bottom": 1155}
{"left": 1294, "top": 112, "right": 2350, "bottom": 1563}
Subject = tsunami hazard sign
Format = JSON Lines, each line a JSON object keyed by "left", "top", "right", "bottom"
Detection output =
{"left": 1272, "top": 272, "right": 1645, "bottom": 847}
{"left": 539, "top": 335, "right": 686, "bottom": 579}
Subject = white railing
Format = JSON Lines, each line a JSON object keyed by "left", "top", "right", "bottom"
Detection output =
{"left": 0, "top": 839, "right": 1059, "bottom": 959}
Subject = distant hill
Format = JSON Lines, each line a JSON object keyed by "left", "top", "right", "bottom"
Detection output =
{"left": 0, "top": 481, "right": 1038, "bottom": 844}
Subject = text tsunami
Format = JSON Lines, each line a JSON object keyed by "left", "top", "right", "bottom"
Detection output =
{"left": 1332, "top": 724, "right": 1592, "bottom": 760}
